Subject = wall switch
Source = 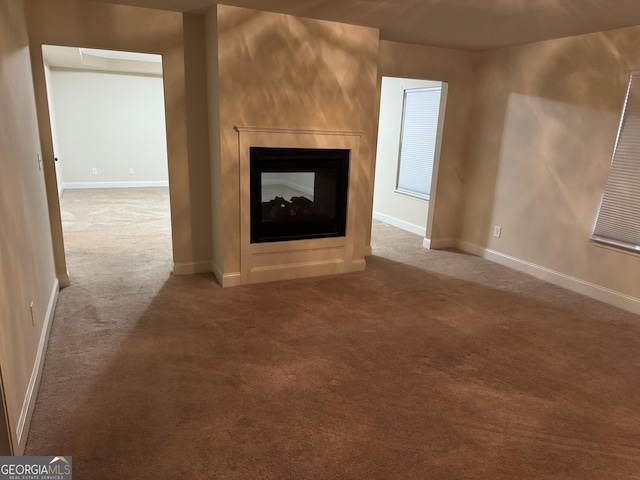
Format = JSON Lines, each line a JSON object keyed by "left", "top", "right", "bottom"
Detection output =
{"left": 92, "top": 168, "right": 98, "bottom": 175}
{"left": 37, "top": 154, "right": 42, "bottom": 171}
{"left": 29, "top": 301, "right": 35, "bottom": 326}
{"left": 494, "top": 225, "right": 502, "bottom": 238}
{"left": 129, "top": 168, "right": 134, "bottom": 174}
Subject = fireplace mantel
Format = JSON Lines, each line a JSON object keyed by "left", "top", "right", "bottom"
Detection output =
{"left": 235, "top": 126, "right": 366, "bottom": 285}
{"left": 235, "top": 126, "right": 363, "bottom": 137}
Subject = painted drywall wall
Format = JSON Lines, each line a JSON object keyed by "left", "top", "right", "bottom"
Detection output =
{"left": 204, "top": 7, "right": 223, "bottom": 279}
{"left": 211, "top": 4, "right": 379, "bottom": 275}
{"left": 0, "top": 0, "right": 57, "bottom": 453}
{"left": 43, "top": 63, "right": 64, "bottom": 196}
{"left": 182, "top": 13, "right": 213, "bottom": 275}
{"left": 377, "top": 41, "right": 477, "bottom": 247}
{"left": 25, "top": 0, "right": 213, "bottom": 277}
{"left": 373, "top": 77, "right": 441, "bottom": 236}
{"left": 48, "top": 69, "right": 169, "bottom": 187}
{"left": 0, "top": 383, "right": 9, "bottom": 454}
{"left": 461, "top": 25, "right": 640, "bottom": 304}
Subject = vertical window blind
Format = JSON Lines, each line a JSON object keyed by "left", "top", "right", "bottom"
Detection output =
{"left": 593, "top": 71, "right": 640, "bottom": 251}
{"left": 396, "top": 86, "right": 442, "bottom": 199}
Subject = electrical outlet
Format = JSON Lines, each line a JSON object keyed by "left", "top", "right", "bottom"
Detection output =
{"left": 129, "top": 168, "right": 134, "bottom": 174}
{"left": 494, "top": 225, "right": 502, "bottom": 238}
{"left": 37, "top": 153, "right": 42, "bottom": 171}
{"left": 92, "top": 168, "right": 98, "bottom": 175}
{"left": 29, "top": 301, "right": 35, "bottom": 326}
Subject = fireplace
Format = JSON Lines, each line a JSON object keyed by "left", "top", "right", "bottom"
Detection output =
{"left": 250, "top": 147, "right": 350, "bottom": 243}
{"left": 234, "top": 126, "right": 364, "bottom": 286}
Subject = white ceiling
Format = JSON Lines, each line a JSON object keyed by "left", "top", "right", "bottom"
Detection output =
{"left": 88, "top": 0, "right": 640, "bottom": 51}
{"left": 42, "top": 45, "right": 163, "bottom": 75}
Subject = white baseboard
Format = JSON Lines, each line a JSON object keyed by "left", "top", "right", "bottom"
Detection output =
{"left": 62, "top": 181, "right": 169, "bottom": 190}
{"left": 222, "top": 272, "right": 242, "bottom": 287}
{"left": 458, "top": 241, "right": 640, "bottom": 316}
{"left": 15, "top": 278, "right": 59, "bottom": 454}
{"left": 57, "top": 271, "right": 70, "bottom": 289}
{"left": 351, "top": 259, "right": 367, "bottom": 271}
{"left": 172, "top": 261, "right": 213, "bottom": 276}
{"left": 458, "top": 241, "right": 483, "bottom": 257}
{"left": 423, "top": 237, "right": 457, "bottom": 250}
{"left": 212, "top": 262, "right": 242, "bottom": 287}
{"left": 373, "top": 211, "right": 426, "bottom": 237}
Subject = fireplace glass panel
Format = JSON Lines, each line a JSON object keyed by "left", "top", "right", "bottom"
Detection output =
{"left": 261, "top": 172, "right": 316, "bottom": 203}
{"left": 250, "top": 147, "right": 349, "bottom": 243}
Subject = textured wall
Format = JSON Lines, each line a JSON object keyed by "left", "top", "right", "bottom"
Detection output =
{"left": 462, "top": 25, "right": 640, "bottom": 298}
{"left": 0, "top": 0, "right": 56, "bottom": 453}
{"left": 214, "top": 5, "right": 379, "bottom": 274}
{"left": 205, "top": 7, "right": 223, "bottom": 277}
{"left": 377, "top": 41, "right": 476, "bottom": 244}
{"left": 182, "top": 13, "right": 213, "bottom": 272}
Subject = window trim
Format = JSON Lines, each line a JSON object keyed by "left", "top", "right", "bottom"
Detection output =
{"left": 393, "top": 187, "right": 429, "bottom": 201}
{"left": 591, "top": 69, "right": 640, "bottom": 253}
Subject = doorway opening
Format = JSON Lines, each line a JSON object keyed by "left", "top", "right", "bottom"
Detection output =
{"left": 41, "top": 45, "right": 173, "bottom": 282}
{"left": 371, "top": 76, "right": 448, "bottom": 254}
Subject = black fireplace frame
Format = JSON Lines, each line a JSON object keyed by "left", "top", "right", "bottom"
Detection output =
{"left": 250, "top": 147, "right": 350, "bottom": 243}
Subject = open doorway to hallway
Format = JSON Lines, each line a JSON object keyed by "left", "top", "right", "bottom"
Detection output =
{"left": 41, "top": 45, "right": 173, "bottom": 281}
{"left": 371, "top": 76, "right": 448, "bottom": 256}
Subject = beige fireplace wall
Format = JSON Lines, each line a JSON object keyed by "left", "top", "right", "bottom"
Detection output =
{"left": 212, "top": 4, "right": 380, "bottom": 276}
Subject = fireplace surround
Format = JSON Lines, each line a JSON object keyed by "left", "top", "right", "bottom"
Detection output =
{"left": 236, "top": 126, "right": 366, "bottom": 285}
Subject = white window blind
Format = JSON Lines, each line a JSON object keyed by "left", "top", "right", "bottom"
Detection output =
{"left": 593, "top": 71, "right": 640, "bottom": 251}
{"left": 396, "top": 86, "right": 442, "bottom": 199}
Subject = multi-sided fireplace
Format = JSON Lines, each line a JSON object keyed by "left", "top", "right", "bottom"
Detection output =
{"left": 234, "top": 126, "right": 364, "bottom": 286}
{"left": 250, "top": 147, "right": 350, "bottom": 243}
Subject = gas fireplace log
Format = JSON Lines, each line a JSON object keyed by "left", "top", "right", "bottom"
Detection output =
{"left": 290, "top": 196, "right": 325, "bottom": 216}
{"left": 263, "top": 195, "right": 330, "bottom": 222}
{"left": 268, "top": 196, "right": 299, "bottom": 220}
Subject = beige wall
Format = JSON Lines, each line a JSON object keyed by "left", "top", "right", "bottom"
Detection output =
{"left": 205, "top": 7, "right": 224, "bottom": 277}
{"left": 0, "top": 379, "right": 9, "bottom": 454}
{"left": 25, "top": 0, "right": 212, "bottom": 276}
{"left": 0, "top": 0, "right": 57, "bottom": 453}
{"left": 461, "top": 25, "right": 640, "bottom": 299}
{"left": 182, "top": 13, "right": 213, "bottom": 273}
{"left": 377, "top": 41, "right": 476, "bottom": 245}
{"left": 213, "top": 5, "right": 379, "bottom": 275}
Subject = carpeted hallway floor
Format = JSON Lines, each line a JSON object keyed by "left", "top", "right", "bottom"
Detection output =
{"left": 26, "top": 188, "right": 640, "bottom": 479}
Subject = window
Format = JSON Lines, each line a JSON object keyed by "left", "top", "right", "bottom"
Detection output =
{"left": 593, "top": 70, "right": 640, "bottom": 251}
{"left": 396, "top": 86, "right": 443, "bottom": 199}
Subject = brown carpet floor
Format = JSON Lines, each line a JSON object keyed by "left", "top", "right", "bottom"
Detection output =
{"left": 26, "top": 188, "right": 640, "bottom": 479}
